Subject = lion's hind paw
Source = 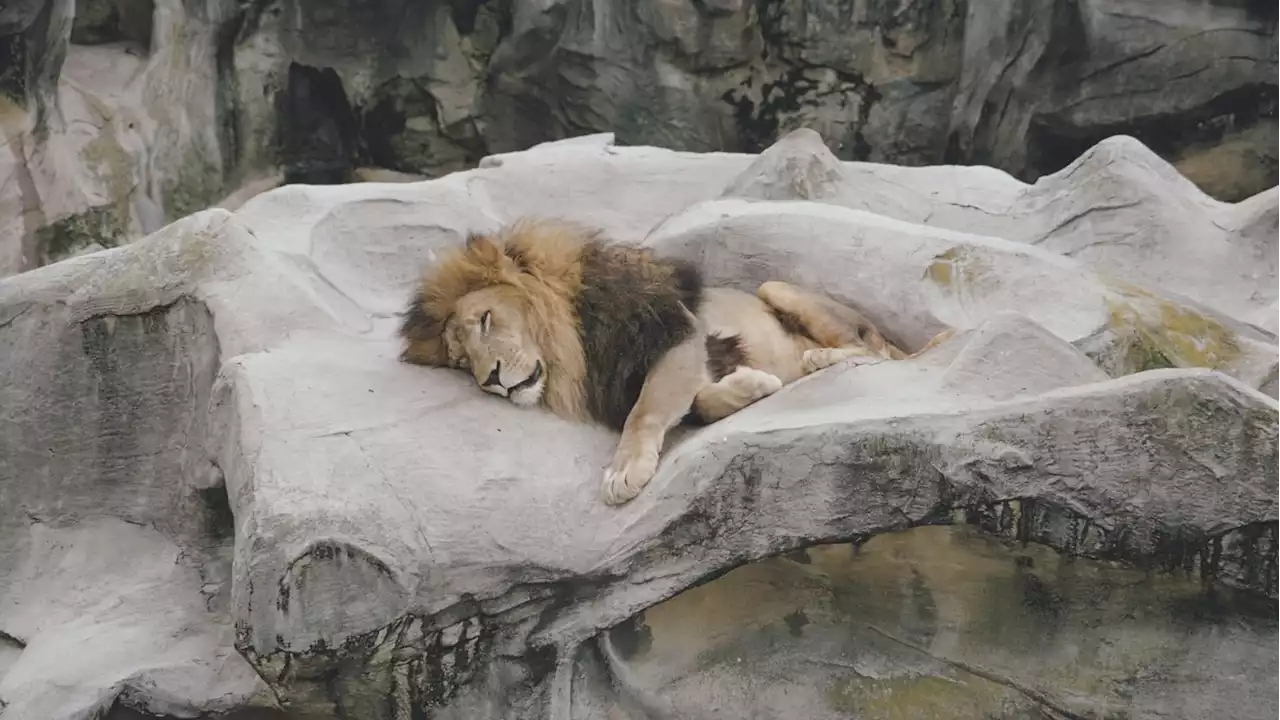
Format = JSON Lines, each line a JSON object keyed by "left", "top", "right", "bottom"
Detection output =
{"left": 802, "top": 347, "right": 882, "bottom": 374}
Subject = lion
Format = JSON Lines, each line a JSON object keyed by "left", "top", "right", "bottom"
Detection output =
{"left": 399, "top": 217, "right": 953, "bottom": 505}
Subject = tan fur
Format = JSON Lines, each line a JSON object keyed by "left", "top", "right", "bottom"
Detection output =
{"left": 401, "top": 218, "right": 955, "bottom": 505}
{"left": 407, "top": 218, "right": 593, "bottom": 421}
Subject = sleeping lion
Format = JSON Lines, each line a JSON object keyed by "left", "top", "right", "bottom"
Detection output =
{"left": 399, "top": 217, "right": 951, "bottom": 505}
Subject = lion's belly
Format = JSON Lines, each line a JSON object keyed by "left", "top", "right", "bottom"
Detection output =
{"left": 697, "top": 288, "right": 816, "bottom": 384}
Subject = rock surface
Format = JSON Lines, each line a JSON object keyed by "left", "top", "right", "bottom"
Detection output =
{"left": 0, "top": 0, "right": 240, "bottom": 276}
{"left": 606, "top": 525, "right": 1278, "bottom": 719}
{"left": 2, "top": 0, "right": 1276, "bottom": 277}
{"left": 1, "top": 132, "right": 1277, "bottom": 718}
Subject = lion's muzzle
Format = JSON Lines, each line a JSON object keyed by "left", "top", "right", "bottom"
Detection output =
{"left": 481, "top": 361, "right": 506, "bottom": 393}
{"left": 479, "top": 359, "right": 545, "bottom": 407}
{"left": 510, "top": 360, "right": 544, "bottom": 394}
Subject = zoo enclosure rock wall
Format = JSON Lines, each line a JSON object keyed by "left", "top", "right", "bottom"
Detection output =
{"left": 0, "top": 135, "right": 760, "bottom": 719}
{"left": 1, "top": 0, "right": 1277, "bottom": 277}
{"left": 1, "top": 128, "right": 1275, "bottom": 719}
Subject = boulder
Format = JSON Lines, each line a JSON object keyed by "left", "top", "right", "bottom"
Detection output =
{"left": 1, "top": 133, "right": 1277, "bottom": 718}
{"left": 719, "top": 129, "right": 1279, "bottom": 328}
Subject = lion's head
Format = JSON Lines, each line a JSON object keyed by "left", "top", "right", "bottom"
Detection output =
{"left": 400, "top": 219, "right": 591, "bottom": 420}
{"left": 441, "top": 284, "right": 547, "bottom": 407}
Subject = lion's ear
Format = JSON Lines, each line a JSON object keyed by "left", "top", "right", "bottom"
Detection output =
{"left": 465, "top": 232, "right": 503, "bottom": 263}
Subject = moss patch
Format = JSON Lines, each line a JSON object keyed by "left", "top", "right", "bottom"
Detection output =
{"left": 34, "top": 205, "right": 127, "bottom": 265}
{"left": 926, "top": 255, "right": 953, "bottom": 286}
{"left": 826, "top": 673, "right": 1014, "bottom": 718}
{"left": 924, "top": 246, "right": 992, "bottom": 289}
{"left": 1104, "top": 279, "right": 1242, "bottom": 374}
{"left": 163, "top": 143, "right": 224, "bottom": 222}
{"left": 81, "top": 130, "right": 136, "bottom": 236}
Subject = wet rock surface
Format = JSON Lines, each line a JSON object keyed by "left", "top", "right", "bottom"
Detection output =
{"left": 0, "top": 133, "right": 1276, "bottom": 718}
{"left": 601, "top": 525, "right": 1278, "bottom": 719}
{"left": 2, "top": 0, "right": 1276, "bottom": 277}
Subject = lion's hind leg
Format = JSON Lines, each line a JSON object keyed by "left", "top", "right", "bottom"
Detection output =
{"left": 757, "top": 280, "right": 908, "bottom": 360}
{"left": 906, "top": 327, "right": 957, "bottom": 359}
{"left": 692, "top": 365, "right": 784, "bottom": 423}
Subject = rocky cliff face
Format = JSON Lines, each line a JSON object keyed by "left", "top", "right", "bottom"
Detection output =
{"left": 0, "top": 0, "right": 1276, "bottom": 277}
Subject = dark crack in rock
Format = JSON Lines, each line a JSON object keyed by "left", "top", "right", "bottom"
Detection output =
{"left": 69, "top": 0, "right": 153, "bottom": 50}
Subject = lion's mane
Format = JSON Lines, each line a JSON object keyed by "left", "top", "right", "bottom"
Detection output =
{"left": 400, "top": 218, "right": 703, "bottom": 429}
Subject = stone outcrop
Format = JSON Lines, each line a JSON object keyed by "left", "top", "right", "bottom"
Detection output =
{"left": 0, "top": 132, "right": 1276, "bottom": 718}
{"left": 0, "top": 0, "right": 239, "bottom": 276}
{"left": 2, "top": 0, "right": 1276, "bottom": 278}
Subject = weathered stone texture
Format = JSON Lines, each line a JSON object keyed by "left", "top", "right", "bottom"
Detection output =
{"left": 2, "top": 0, "right": 1276, "bottom": 277}
{"left": 1, "top": 131, "right": 1276, "bottom": 718}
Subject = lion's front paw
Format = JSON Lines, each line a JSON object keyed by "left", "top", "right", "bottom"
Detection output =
{"left": 802, "top": 348, "right": 881, "bottom": 374}
{"left": 601, "top": 447, "right": 660, "bottom": 506}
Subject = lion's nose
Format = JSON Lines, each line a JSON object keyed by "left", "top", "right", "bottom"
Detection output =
{"left": 482, "top": 360, "right": 504, "bottom": 389}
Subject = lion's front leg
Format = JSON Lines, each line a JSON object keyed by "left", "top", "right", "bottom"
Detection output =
{"left": 602, "top": 337, "right": 708, "bottom": 506}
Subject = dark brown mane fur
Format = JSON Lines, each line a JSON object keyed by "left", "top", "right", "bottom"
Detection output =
{"left": 576, "top": 241, "right": 702, "bottom": 429}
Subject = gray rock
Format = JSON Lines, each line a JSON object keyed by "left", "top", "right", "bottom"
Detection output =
{"left": 723, "top": 129, "right": 1278, "bottom": 331}
{"left": 1, "top": 134, "right": 1276, "bottom": 718}
{"left": 948, "top": 0, "right": 1278, "bottom": 190}
{"left": 3, "top": 0, "right": 1277, "bottom": 278}
{"left": 0, "top": 520, "right": 271, "bottom": 719}
{"left": 719, "top": 128, "right": 849, "bottom": 202}
{"left": 602, "top": 525, "right": 1278, "bottom": 720}
{"left": 0, "top": 210, "right": 340, "bottom": 718}
{"left": 0, "top": 0, "right": 237, "bottom": 277}
{"left": 0, "top": 0, "right": 70, "bottom": 125}
{"left": 935, "top": 310, "right": 1110, "bottom": 400}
